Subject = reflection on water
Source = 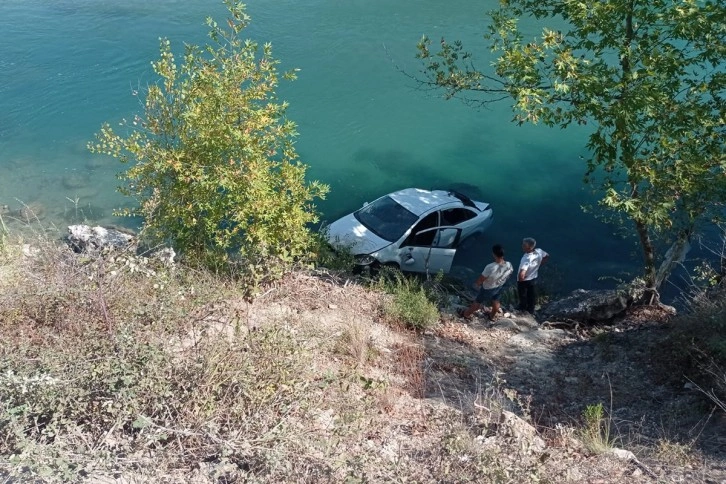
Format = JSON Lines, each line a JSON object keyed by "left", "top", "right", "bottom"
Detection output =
{"left": 0, "top": 0, "right": 647, "bottom": 295}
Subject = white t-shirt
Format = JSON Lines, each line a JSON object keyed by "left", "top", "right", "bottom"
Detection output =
{"left": 518, "top": 248, "right": 548, "bottom": 281}
{"left": 481, "top": 260, "right": 513, "bottom": 289}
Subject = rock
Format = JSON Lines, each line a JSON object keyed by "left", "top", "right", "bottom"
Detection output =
{"left": 150, "top": 247, "right": 176, "bottom": 265}
{"left": 22, "top": 244, "right": 40, "bottom": 257}
{"left": 540, "top": 286, "right": 640, "bottom": 323}
{"left": 498, "top": 410, "right": 547, "bottom": 452}
{"left": 608, "top": 447, "right": 636, "bottom": 461}
{"left": 67, "top": 224, "right": 135, "bottom": 253}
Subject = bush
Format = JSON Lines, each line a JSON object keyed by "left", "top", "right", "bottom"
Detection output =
{"left": 89, "top": 0, "right": 328, "bottom": 290}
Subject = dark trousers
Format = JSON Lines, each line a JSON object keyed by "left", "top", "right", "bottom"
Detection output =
{"left": 517, "top": 279, "right": 537, "bottom": 313}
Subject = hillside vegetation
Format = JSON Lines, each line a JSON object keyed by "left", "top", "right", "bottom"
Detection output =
{"left": 0, "top": 232, "right": 724, "bottom": 483}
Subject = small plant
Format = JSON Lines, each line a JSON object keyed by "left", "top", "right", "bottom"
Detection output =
{"left": 335, "top": 322, "right": 374, "bottom": 367}
{"left": 392, "top": 343, "right": 426, "bottom": 398}
{"left": 377, "top": 269, "right": 440, "bottom": 330}
{"left": 64, "top": 195, "right": 82, "bottom": 222}
{"left": 579, "top": 402, "right": 616, "bottom": 454}
{"left": 654, "top": 438, "right": 694, "bottom": 467}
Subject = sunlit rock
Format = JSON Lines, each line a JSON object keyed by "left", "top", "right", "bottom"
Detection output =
{"left": 67, "top": 224, "right": 134, "bottom": 253}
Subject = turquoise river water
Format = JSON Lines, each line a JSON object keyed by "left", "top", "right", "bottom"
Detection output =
{"left": 0, "top": 0, "right": 646, "bottom": 294}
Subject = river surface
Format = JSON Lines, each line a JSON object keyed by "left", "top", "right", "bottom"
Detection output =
{"left": 0, "top": 0, "right": 645, "bottom": 294}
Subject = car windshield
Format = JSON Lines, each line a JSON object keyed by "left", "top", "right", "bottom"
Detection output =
{"left": 354, "top": 196, "right": 419, "bottom": 242}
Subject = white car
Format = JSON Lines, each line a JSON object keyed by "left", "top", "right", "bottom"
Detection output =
{"left": 326, "top": 188, "right": 493, "bottom": 274}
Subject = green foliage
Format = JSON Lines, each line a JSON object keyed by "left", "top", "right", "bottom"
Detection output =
{"left": 376, "top": 269, "right": 440, "bottom": 330}
{"left": 418, "top": 0, "right": 726, "bottom": 296}
{"left": 693, "top": 261, "right": 721, "bottom": 288}
{"left": 89, "top": 0, "right": 328, "bottom": 287}
{"left": 580, "top": 403, "right": 616, "bottom": 454}
{"left": 310, "top": 230, "right": 356, "bottom": 272}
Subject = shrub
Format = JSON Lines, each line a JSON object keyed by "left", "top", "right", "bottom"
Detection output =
{"left": 310, "top": 230, "right": 356, "bottom": 272}
{"left": 88, "top": 0, "right": 328, "bottom": 289}
{"left": 377, "top": 269, "right": 440, "bottom": 330}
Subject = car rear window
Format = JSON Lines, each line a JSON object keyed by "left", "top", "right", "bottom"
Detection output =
{"left": 355, "top": 196, "right": 418, "bottom": 242}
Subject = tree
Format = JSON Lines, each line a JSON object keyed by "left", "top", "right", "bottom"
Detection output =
{"left": 417, "top": 0, "right": 725, "bottom": 303}
{"left": 89, "top": 0, "right": 328, "bottom": 283}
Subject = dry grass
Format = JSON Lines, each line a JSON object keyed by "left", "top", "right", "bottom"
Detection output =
{"left": 654, "top": 438, "right": 696, "bottom": 467}
{"left": 334, "top": 320, "right": 374, "bottom": 367}
{"left": 0, "top": 233, "right": 723, "bottom": 483}
{"left": 391, "top": 342, "right": 426, "bottom": 399}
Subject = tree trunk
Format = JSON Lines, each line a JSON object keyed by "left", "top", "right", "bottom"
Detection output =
{"left": 655, "top": 231, "right": 692, "bottom": 290}
{"left": 621, "top": 5, "right": 662, "bottom": 304}
{"left": 634, "top": 218, "right": 659, "bottom": 304}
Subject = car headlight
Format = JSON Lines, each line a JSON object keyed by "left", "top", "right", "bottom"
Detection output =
{"left": 354, "top": 254, "right": 376, "bottom": 266}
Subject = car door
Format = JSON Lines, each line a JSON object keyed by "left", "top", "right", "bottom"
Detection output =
{"left": 400, "top": 226, "right": 462, "bottom": 274}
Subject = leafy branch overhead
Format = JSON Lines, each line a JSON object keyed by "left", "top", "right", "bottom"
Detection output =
{"left": 89, "top": 0, "right": 328, "bottom": 284}
{"left": 417, "top": 0, "right": 726, "bottom": 300}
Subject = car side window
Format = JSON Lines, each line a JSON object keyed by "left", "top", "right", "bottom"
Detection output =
{"left": 403, "top": 212, "right": 439, "bottom": 246}
{"left": 441, "top": 208, "right": 477, "bottom": 226}
{"left": 432, "top": 227, "right": 459, "bottom": 248}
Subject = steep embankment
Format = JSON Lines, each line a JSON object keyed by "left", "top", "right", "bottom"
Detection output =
{"left": 0, "top": 237, "right": 724, "bottom": 482}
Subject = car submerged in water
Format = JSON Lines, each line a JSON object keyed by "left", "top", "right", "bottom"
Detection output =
{"left": 326, "top": 188, "right": 493, "bottom": 274}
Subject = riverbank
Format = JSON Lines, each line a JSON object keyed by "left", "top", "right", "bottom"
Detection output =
{"left": 0, "top": 232, "right": 724, "bottom": 482}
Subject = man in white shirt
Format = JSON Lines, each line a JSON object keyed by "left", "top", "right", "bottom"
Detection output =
{"left": 459, "top": 244, "right": 513, "bottom": 321}
{"left": 517, "top": 237, "right": 549, "bottom": 314}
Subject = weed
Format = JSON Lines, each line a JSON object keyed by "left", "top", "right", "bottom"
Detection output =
{"left": 391, "top": 342, "right": 426, "bottom": 398}
{"left": 654, "top": 438, "right": 694, "bottom": 467}
{"left": 335, "top": 322, "right": 373, "bottom": 367}
{"left": 375, "top": 269, "right": 440, "bottom": 330}
{"left": 579, "top": 402, "right": 616, "bottom": 454}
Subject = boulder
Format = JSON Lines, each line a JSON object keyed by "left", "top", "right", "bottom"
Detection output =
{"left": 498, "top": 410, "right": 547, "bottom": 452}
{"left": 67, "top": 224, "right": 135, "bottom": 253}
{"left": 541, "top": 286, "right": 642, "bottom": 323}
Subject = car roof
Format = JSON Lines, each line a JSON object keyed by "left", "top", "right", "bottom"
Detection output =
{"left": 388, "top": 188, "right": 474, "bottom": 216}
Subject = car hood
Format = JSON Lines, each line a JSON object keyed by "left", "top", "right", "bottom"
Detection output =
{"left": 326, "top": 213, "right": 392, "bottom": 255}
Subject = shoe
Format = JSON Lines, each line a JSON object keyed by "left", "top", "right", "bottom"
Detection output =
{"left": 457, "top": 308, "right": 472, "bottom": 320}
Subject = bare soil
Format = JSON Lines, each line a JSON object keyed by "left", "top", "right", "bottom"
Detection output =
{"left": 426, "top": 303, "right": 726, "bottom": 483}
